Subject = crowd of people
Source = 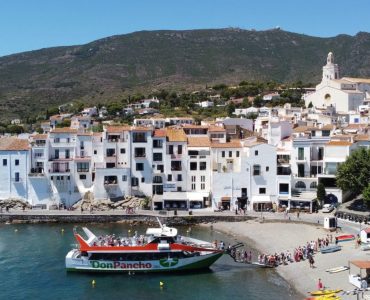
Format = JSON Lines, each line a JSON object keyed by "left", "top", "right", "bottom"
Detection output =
{"left": 93, "top": 232, "right": 149, "bottom": 247}
{"left": 225, "top": 234, "right": 337, "bottom": 268}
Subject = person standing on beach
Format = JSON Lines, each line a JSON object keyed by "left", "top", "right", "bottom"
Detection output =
{"left": 317, "top": 278, "right": 323, "bottom": 290}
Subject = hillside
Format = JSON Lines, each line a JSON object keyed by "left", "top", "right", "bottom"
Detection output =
{"left": 1, "top": 28, "right": 370, "bottom": 120}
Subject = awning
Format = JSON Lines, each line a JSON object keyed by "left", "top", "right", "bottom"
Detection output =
{"left": 221, "top": 196, "right": 231, "bottom": 202}
{"left": 350, "top": 261, "right": 370, "bottom": 269}
{"left": 187, "top": 192, "right": 209, "bottom": 202}
{"left": 252, "top": 195, "right": 271, "bottom": 203}
{"left": 162, "top": 192, "right": 188, "bottom": 201}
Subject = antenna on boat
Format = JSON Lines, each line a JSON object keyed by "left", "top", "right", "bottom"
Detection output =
{"left": 156, "top": 217, "right": 163, "bottom": 228}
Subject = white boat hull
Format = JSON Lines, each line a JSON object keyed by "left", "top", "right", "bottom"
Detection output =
{"left": 66, "top": 249, "right": 223, "bottom": 272}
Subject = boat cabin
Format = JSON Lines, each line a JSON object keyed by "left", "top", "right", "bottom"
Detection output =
{"left": 360, "top": 228, "right": 370, "bottom": 244}
{"left": 348, "top": 260, "right": 370, "bottom": 288}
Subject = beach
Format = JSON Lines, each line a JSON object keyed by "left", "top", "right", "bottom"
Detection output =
{"left": 208, "top": 220, "right": 369, "bottom": 299}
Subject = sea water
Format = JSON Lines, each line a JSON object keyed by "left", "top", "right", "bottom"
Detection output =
{"left": 0, "top": 223, "right": 301, "bottom": 300}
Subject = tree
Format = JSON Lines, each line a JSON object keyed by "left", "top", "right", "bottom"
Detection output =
{"left": 336, "top": 148, "right": 370, "bottom": 195}
{"left": 226, "top": 102, "right": 235, "bottom": 117}
{"left": 316, "top": 183, "right": 326, "bottom": 207}
{"left": 363, "top": 183, "right": 370, "bottom": 206}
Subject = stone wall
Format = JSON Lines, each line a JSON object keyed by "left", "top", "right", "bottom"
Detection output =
{"left": 0, "top": 213, "right": 255, "bottom": 225}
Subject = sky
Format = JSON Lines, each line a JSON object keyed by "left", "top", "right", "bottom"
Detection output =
{"left": 1, "top": 0, "right": 370, "bottom": 57}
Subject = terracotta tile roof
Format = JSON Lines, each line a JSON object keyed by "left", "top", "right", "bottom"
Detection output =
{"left": 106, "top": 125, "right": 130, "bottom": 133}
{"left": 187, "top": 137, "right": 211, "bottom": 147}
{"left": 153, "top": 129, "right": 166, "bottom": 138}
{"left": 326, "top": 141, "right": 353, "bottom": 146}
{"left": 166, "top": 128, "right": 187, "bottom": 142}
{"left": 182, "top": 124, "right": 209, "bottom": 129}
{"left": 51, "top": 128, "right": 78, "bottom": 134}
{"left": 343, "top": 77, "right": 370, "bottom": 84}
{"left": 208, "top": 126, "right": 226, "bottom": 132}
{"left": 354, "top": 134, "right": 370, "bottom": 141}
{"left": 321, "top": 124, "right": 334, "bottom": 130}
{"left": 130, "top": 126, "right": 153, "bottom": 131}
{"left": 345, "top": 124, "right": 369, "bottom": 129}
{"left": 93, "top": 132, "right": 102, "bottom": 137}
{"left": 32, "top": 134, "right": 47, "bottom": 140}
{"left": 77, "top": 132, "right": 92, "bottom": 136}
{"left": 293, "top": 126, "right": 309, "bottom": 133}
{"left": 211, "top": 140, "right": 242, "bottom": 148}
{"left": 0, "top": 137, "right": 29, "bottom": 151}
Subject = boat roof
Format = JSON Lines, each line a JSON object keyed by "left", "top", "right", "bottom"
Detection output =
{"left": 146, "top": 225, "right": 178, "bottom": 237}
{"left": 350, "top": 260, "right": 370, "bottom": 269}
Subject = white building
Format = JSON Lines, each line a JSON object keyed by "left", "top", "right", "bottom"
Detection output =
{"left": 304, "top": 52, "right": 368, "bottom": 113}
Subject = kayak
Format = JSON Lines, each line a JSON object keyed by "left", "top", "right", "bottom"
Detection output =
{"left": 325, "top": 266, "right": 349, "bottom": 273}
{"left": 310, "top": 289, "right": 342, "bottom": 296}
{"left": 336, "top": 234, "right": 355, "bottom": 242}
{"left": 320, "top": 245, "right": 341, "bottom": 254}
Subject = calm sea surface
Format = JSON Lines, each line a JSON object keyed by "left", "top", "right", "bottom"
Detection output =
{"left": 0, "top": 223, "right": 301, "bottom": 300}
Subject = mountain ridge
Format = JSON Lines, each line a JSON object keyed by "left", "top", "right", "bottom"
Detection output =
{"left": 1, "top": 28, "right": 370, "bottom": 120}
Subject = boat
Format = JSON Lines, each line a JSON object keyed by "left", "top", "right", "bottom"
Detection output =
{"left": 65, "top": 218, "right": 224, "bottom": 273}
{"left": 320, "top": 245, "right": 341, "bottom": 254}
{"left": 360, "top": 244, "right": 370, "bottom": 251}
{"left": 310, "top": 289, "right": 342, "bottom": 296}
{"left": 336, "top": 234, "right": 355, "bottom": 242}
{"left": 325, "top": 266, "right": 349, "bottom": 273}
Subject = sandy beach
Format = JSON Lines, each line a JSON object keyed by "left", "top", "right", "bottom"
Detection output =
{"left": 207, "top": 220, "right": 369, "bottom": 299}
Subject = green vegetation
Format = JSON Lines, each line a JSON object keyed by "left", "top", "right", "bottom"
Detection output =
{"left": 336, "top": 148, "right": 370, "bottom": 196}
{"left": 0, "top": 29, "right": 369, "bottom": 121}
{"left": 316, "top": 183, "right": 327, "bottom": 206}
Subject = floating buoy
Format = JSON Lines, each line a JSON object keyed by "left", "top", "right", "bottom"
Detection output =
{"left": 61, "top": 229, "right": 65, "bottom": 233}
{"left": 92, "top": 280, "right": 96, "bottom": 287}
{"left": 14, "top": 229, "right": 18, "bottom": 232}
{"left": 160, "top": 281, "right": 164, "bottom": 288}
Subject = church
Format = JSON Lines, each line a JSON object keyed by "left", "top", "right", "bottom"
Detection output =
{"left": 304, "top": 52, "right": 370, "bottom": 113}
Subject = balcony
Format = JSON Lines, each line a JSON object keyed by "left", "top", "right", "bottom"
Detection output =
{"left": 295, "top": 156, "right": 306, "bottom": 162}
{"left": 29, "top": 167, "right": 45, "bottom": 177}
{"left": 49, "top": 162, "right": 70, "bottom": 174}
{"left": 107, "top": 138, "right": 124, "bottom": 143}
{"left": 33, "top": 142, "right": 46, "bottom": 148}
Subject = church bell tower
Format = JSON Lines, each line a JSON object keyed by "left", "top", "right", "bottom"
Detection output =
{"left": 322, "top": 52, "right": 339, "bottom": 82}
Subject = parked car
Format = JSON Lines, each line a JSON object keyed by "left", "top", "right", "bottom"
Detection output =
{"left": 322, "top": 204, "right": 335, "bottom": 213}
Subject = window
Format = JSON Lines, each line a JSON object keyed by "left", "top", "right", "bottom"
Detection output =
{"left": 201, "top": 176, "right": 205, "bottom": 190}
{"left": 153, "top": 153, "right": 163, "bottom": 161}
{"left": 136, "top": 163, "right": 144, "bottom": 171}
{"left": 190, "top": 162, "right": 197, "bottom": 170}
{"left": 259, "top": 187, "right": 266, "bottom": 194}
{"left": 222, "top": 151, "right": 225, "bottom": 158}
{"left": 65, "top": 149, "right": 70, "bottom": 159}
{"left": 255, "top": 150, "right": 258, "bottom": 156}
{"left": 191, "top": 176, "right": 196, "bottom": 190}
{"left": 131, "top": 177, "right": 139, "bottom": 186}
{"left": 106, "top": 148, "right": 115, "bottom": 157}
{"left": 167, "top": 174, "right": 172, "bottom": 181}
{"left": 132, "top": 132, "right": 147, "bottom": 143}
{"left": 178, "top": 145, "right": 182, "bottom": 155}
{"left": 168, "top": 145, "right": 174, "bottom": 155}
{"left": 54, "top": 149, "right": 59, "bottom": 159}
{"left": 253, "top": 165, "right": 261, "bottom": 176}
{"left": 122, "top": 175, "right": 127, "bottom": 182}
{"left": 120, "top": 148, "right": 126, "bottom": 154}
{"left": 177, "top": 187, "right": 182, "bottom": 192}
{"left": 266, "top": 166, "right": 269, "bottom": 172}
{"left": 15, "top": 159, "right": 19, "bottom": 166}
{"left": 236, "top": 151, "right": 240, "bottom": 157}
{"left": 153, "top": 140, "right": 163, "bottom": 148}
{"left": 80, "top": 141, "right": 84, "bottom": 149}
{"left": 229, "top": 151, "right": 232, "bottom": 158}
{"left": 94, "top": 150, "right": 97, "bottom": 155}
{"left": 106, "top": 163, "right": 115, "bottom": 168}
{"left": 141, "top": 177, "right": 145, "bottom": 183}
{"left": 14, "top": 172, "right": 20, "bottom": 182}
{"left": 54, "top": 138, "right": 60, "bottom": 143}
{"left": 199, "top": 162, "right": 207, "bottom": 170}
{"left": 77, "top": 162, "right": 89, "bottom": 172}
{"left": 279, "top": 183, "right": 289, "bottom": 194}
{"left": 177, "top": 174, "right": 182, "bottom": 181}
{"left": 79, "top": 174, "right": 87, "bottom": 180}
{"left": 2, "top": 159, "right": 6, "bottom": 166}
{"left": 298, "top": 148, "right": 304, "bottom": 160}
{"left": 295, "top": 181, "right": 306, "bottom": 189}
{"left": 134, "top": 148, "right": 146, "bottom": 158}
{"left": 310, "top": 182, "right": 317, "bottom": 189}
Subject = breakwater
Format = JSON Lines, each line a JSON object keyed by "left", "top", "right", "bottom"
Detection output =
{"left": 0, "top": 213, "right": 255, "bottom": 225}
